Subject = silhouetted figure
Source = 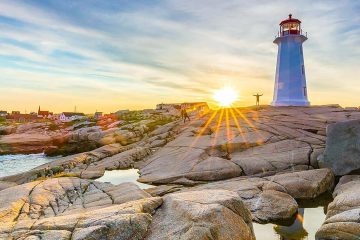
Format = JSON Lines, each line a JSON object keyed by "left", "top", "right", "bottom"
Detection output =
{"left": 253, "top": 93, "right": 263, "bottom": 106}
{"left": 181, "top": 109, "right": 190, "bottom": 123}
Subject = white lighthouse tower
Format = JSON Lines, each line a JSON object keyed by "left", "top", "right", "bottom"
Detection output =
{"left": 271, "top": 14, "right": 310, "bottom": 106}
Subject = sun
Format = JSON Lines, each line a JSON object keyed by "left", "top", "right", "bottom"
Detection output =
{"left": 213, "top": 86, "right": 238, "bottom": 107}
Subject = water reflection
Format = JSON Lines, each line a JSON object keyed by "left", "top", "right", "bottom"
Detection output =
{"left": 274, "top": 208, "right": 308, "bottom": 239}
{"left": 253, "top": 207, "right": 326, "bottom": 240}
{"left": 96, "top": 169, "right": 154, "bottom": 189}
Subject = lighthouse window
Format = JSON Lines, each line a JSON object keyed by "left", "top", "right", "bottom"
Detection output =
{"left": 300, "top": 46, "right": 303, "bottom": 55}
{"left": 303, "top": 87, "right": 307, "bottom": 97}
{"left": 302, "top": 65, "right": 305, "bottom": 75}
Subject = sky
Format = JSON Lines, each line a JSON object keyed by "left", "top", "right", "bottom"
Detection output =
{"left": 0, "top": 0, "right": 359, "bottom": 113}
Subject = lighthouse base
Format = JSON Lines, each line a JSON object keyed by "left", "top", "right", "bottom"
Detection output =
{"left": 271, "top": 99, "right": 310, "bottom": 107}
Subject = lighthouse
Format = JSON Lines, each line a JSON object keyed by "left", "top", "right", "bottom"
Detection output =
{"left": 271, "top": 14, "right": 310, "bottom": 106}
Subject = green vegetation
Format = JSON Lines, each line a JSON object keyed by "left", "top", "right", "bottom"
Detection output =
{"left": 118, "top": 112, "right": 143, "bottom": 122}
{"left": 146, "top": 117, "right": 174, "bottom": 132}
{"left": 0, "top": 116, "right": 6, "bottom": 122}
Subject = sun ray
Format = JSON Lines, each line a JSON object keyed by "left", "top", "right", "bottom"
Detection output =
{"left": 188, "top": 110, "right": 218, "bottom": 149}
{"left": 211, "top": 108, "right": 224, "bottom": 148}
{"left": 225, "top": 108, "right": 234, "bottom": 153}
{"left": 233, "top": 108, "right": 265, "bottom": 145}
{"left": 229, "top": 108, "right": 248, "bottom": 148}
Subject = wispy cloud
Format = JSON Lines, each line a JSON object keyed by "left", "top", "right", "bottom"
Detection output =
{"left": 0, "top": 0, "right": 359, "bottom": 112}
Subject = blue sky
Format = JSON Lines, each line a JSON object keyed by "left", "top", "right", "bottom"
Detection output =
{"left": 0, "top": 0, "right": 359, "bottom": 113}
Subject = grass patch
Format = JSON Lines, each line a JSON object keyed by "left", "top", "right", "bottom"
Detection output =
{"left": 146, "top": 117, "right": 174, "bottom": 132}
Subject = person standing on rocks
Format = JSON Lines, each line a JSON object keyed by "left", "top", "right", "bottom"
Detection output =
{"left": 253, "top": 93, "right": 263, "bottom": 106}
{"left": 181, "top": 108, "right": 190, "bottom": 123}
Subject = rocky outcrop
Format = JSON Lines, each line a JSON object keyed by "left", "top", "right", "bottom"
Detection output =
{"left": 139, "top": 146, "right": 242, "bottom": 185}
{"left": 316, "top": 175, "right": 360, "bottom": 240}
{"left": 137, "top": 106, "right": 359, "bottom": 185}
{"left": 145, "top": 190, "right": 255, "bottom": 240}
{"left": 181, "top": 169, "right": 334, "bottom": 224}
{"left": 319, "top": 119, "right": 360, "bottom": 175}
{"left": 0, "top": 133, "right": 54, "bottom": 154}
{"left": 0, "top": 177, "right": 258, "bottom": 240}
{"left": 0, "top": 177, "right": 162, "bottom": 239}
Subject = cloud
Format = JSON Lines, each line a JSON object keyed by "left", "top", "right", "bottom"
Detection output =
{"left": 0, "top": 0, "right": 359, "bottom": 112}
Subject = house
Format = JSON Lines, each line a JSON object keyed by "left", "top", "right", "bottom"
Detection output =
{"left": 38, "top": 106, "right": 53, "bottom": 118}
{"left": 12, "top": 111, "right": 20, "bottom": 114}
{"left": 59, "top": 112, "right": 86, "bottom": 122}
{"left": 0, "top": 111, "right": 7, "bottom": 117}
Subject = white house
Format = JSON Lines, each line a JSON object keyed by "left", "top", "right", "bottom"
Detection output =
{"left": 59, "top": 112, "right": 86, "bottom": 122}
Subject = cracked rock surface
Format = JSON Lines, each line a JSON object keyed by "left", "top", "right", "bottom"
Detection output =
{"left": 0, "top": 177, "right": 161, "bottom": 240}
{"left": 139, "top": 106, "right": 357, "bottom": 185}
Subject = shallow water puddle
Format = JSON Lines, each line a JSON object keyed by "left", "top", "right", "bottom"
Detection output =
{"left": 253, "top": 207, "right": 326, "bottom": 240}
{"left": 96, "top": 168, "right": 154, "bottom": 189}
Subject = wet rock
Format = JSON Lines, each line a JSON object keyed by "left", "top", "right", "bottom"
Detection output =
{"left": 319, "top": 119, "right": 360, "bottom": 175}
{"left": 0, "top": 178, "right": 162, "bottom": 239}
{"left": 316, "top": 175, "right": 360, "bottom": 240}
{"left": 145, "top": 190, "right": 255, "bottom": 240}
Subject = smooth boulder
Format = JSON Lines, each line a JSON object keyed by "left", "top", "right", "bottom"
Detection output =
{"left": 319, "top": 119, "right": 360, "bottom": 175}
{"left": 145, "top": 190, "right": 255, "bottom": 240}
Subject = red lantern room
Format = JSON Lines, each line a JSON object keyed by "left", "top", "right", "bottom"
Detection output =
{"left": 279, "top": 14, "right": 302, "bottom": 36}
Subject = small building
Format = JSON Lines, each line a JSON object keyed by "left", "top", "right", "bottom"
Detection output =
{"left": 37, "top": 106, "right": 53, "bottom": 119}
{"left": 59, "top": 112, "right": 86, "bottom": 122}
{"left": 0, "top": 111, "right": 7, "bottom": 117}
{"left": 12, "top": 111, "right": 20, "bottom": 114}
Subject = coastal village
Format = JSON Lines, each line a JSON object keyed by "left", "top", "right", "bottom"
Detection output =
{"left": 0, "top": 102, "right": 209, "bottom": 123}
